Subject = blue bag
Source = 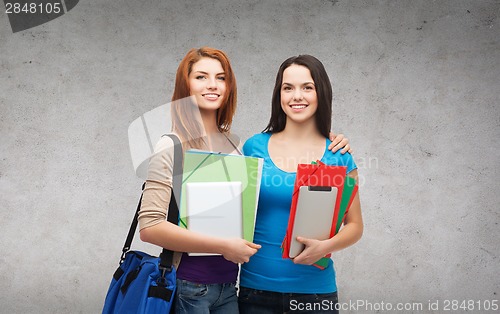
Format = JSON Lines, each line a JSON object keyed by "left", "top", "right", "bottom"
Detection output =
{"left": 103, "top": 134, "right": 182, "bottom": 314}
{"left": 103, "top": 251, "right": 177, "bottom": 313}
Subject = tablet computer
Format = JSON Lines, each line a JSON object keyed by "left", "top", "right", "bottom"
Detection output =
{"left": 289, "top": 185, "right": 338, "bottom": 258}
{"left": 186, "top": 181, "right": 243, "bottom": 255}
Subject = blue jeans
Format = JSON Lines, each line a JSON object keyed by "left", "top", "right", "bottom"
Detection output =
{"left": 174, "top": 279, "right": 239, "bottom": 314}
{"left": 238, "top": 287, "right": 339, "bottom": 314}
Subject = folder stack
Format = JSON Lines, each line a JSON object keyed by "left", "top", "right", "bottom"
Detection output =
{"left": 281, "top": 161, "right": 358, "bottom": 269}
{"left": 179, "top": 150, "right": 263, "bottom": 248}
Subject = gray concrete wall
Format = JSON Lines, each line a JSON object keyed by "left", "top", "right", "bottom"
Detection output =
{"left": 1, "top": 0, "right": 498, "bottom": 313}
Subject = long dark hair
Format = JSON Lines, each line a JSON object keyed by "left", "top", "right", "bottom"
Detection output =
{"left": 263, "top": 55, "right": 332, "bottom": 138}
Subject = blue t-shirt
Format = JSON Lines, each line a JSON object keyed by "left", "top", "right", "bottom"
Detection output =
{"left": 240, "top": 132, "right": 357, "bottom": 293}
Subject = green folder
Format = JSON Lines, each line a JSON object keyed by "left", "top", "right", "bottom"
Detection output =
{"left": 180, "top": 150, "right": 263, "bottom": 242}
{"left": 314, "top": 174, "right": 358, "bottom": 269}
{"left": 335, "top": 176, "right": 357, "bottom": 234}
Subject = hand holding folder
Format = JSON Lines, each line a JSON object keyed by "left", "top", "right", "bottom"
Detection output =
{"left": 281, "top": 161, "right": 358, "bottom": 269}
{"left": 180, "top": 150, "right": 263, "bottom": 251}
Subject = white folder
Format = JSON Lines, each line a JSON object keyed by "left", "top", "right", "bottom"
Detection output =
{"left": 186, "top": 181, "right": 243, "bottom": 255}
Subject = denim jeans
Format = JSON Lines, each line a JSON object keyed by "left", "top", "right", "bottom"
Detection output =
{"left": 238, "top": 286, "right": 339, "bottom": 314}
{"left": 174, "top": 279, "right": 239, "bottom": 314}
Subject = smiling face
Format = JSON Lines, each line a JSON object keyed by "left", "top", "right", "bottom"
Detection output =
{"left": 188, "top": 57, "right": 227, "bottom": 112}
{"left": 280, "top": 64, "right": 318, "bottom": 126}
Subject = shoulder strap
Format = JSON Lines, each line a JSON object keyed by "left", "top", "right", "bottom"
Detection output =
{"left": 159, "top": 134, "right": 182, "bottom": 270}
{"left": 120, "top": 134, "right": 183, "bottom": 268}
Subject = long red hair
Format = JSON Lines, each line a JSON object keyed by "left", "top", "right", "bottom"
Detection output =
{"left": 171, "top": 47, "right": 237, "bottom": 149}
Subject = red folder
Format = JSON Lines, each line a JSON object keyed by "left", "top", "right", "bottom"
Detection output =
{"left": 282, "top": 163, "right": 347, "bottom": 260}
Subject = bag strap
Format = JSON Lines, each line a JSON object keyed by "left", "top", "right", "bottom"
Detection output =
{"left": 159, "top": 134, "right": 182, "bottom": 270}
{"left": 120, "top": 134, "right": 183, "bottom": 269}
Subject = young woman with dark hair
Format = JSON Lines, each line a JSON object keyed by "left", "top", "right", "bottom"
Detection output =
{"left": 239, "top": 55, "right": 363, "bottom": 314}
